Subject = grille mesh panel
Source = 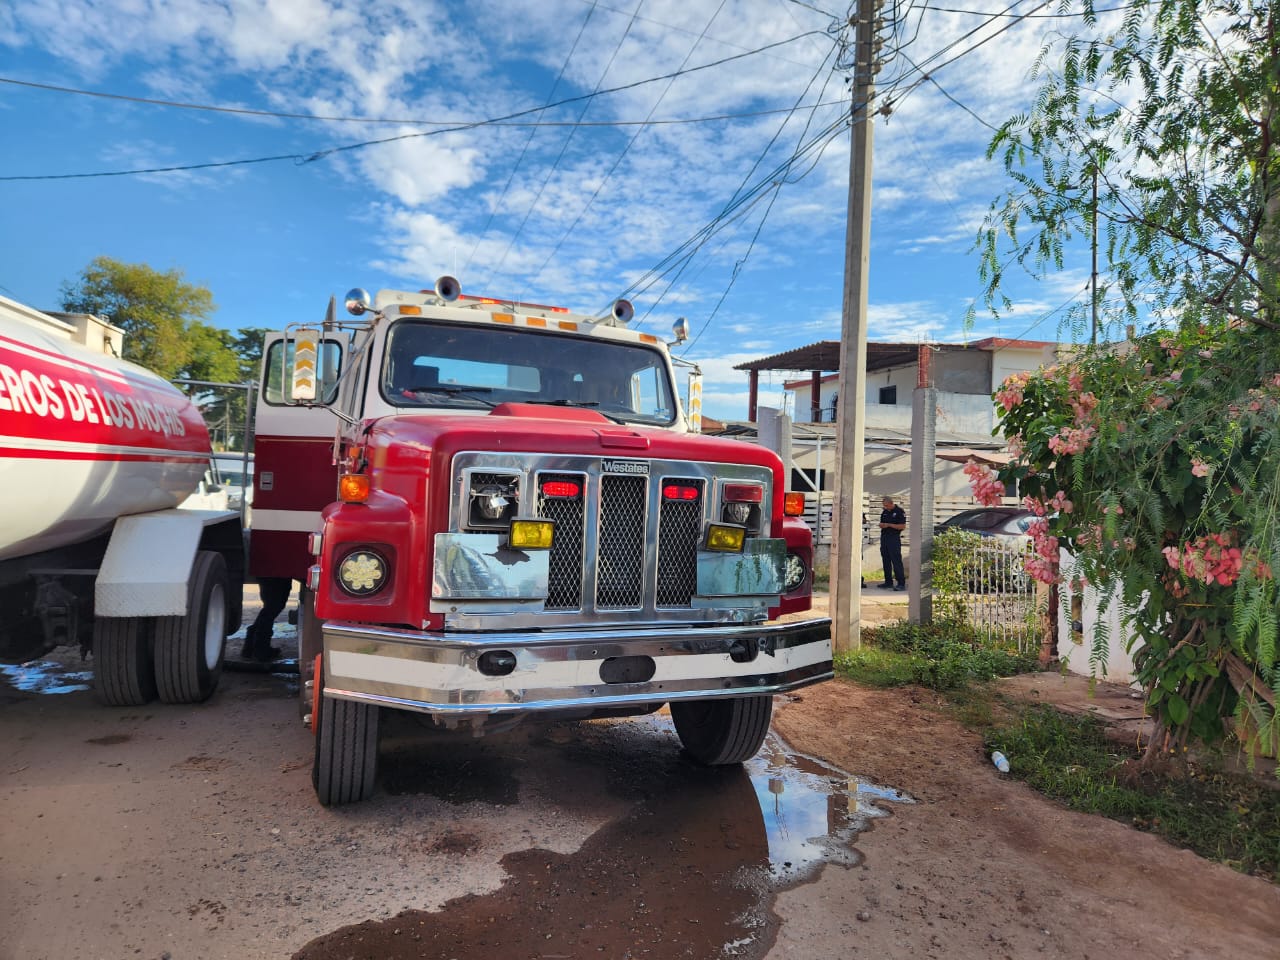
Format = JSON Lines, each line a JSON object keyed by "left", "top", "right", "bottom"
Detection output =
{"left": 538, "top": 473, "right": 585, "bottom": 609}
{"left": 656, "top": 479, "right": 703, "bottom": 606}
{"left": 596, "top": 475, "right": 647, "bottom": 608}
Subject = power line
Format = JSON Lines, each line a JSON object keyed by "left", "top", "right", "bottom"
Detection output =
{"left": 465, "top": 0, "right": 605, "bottom": 282}
{"left": 489, "top": 0, "right": 649, "bottom": 288}
{"left": 644, "top": 34, "right": 844, "bottom": 337}
{"left": 527, "top": 0, "right": 737, "bottom": 293}
{"left": 0, "top": 28, "right": 823, "bottom": 128}
{"left": 0, "top": 30, "right": 829, "bottom": 183}
{"left": 924, "top": 2, "right": 1135, "bottom": 16}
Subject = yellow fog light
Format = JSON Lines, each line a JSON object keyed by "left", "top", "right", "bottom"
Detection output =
{"left": 705, "top": 523, "right": 746, "bottom": 553}
{"left": 337, "top": 549, "right": 387, "bottom": 596}
{"left": 509, "top": 519, "right": 555, "bottom": 550}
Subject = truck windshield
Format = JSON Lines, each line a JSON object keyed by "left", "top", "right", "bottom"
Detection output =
{"left": 383, "top": 320, "right": 678, "bottom": 426}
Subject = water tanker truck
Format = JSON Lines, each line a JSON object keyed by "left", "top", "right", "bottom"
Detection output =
{"left": 0, "top": 294, "right": 244, "bottom": 704}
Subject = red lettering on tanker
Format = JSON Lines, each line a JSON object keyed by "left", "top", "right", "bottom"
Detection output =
{"left": 0, "top": 333, "right": 206, "bottom": 454}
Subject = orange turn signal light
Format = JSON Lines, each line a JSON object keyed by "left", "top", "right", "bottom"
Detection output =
{"left": 784, "top": 492, "right": 806, "bottom": 516}
{"left": 339, "top": 473, "right": 371, "bottom": 503}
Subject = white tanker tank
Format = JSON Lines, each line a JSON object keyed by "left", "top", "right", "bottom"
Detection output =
{"left": 0, "top": 294, "right": 244, "bottom": 706}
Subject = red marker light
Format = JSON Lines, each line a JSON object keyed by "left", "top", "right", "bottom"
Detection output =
{"left": 541, "top": 480, "right": 582, "bottom": 499}
{"left": 724, "top": 483, "right": 764, "bottom": 503}
{"left": 663, "top": 483, "right": 700, "bottom": 501}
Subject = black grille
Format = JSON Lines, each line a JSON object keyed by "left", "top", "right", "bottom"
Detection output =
{"left": 596, "top": 475, "right": 647, "bottom": 607}
{"left": 657, "top": 479, "right": 702, "bottom": 606}
{"left": 538, "top": 473, "right": 585, "bottom": 609}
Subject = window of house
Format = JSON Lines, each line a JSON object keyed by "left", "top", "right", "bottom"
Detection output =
{"left": 878, "top": 385, "right": 897, "bottom": 405}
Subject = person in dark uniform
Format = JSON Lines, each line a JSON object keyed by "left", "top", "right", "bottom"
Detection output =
{"left": 878, "top": 495, "right": 906, "bottom": 591}
{"left": 240, "top": 577, "right": 292, "bottom": 661}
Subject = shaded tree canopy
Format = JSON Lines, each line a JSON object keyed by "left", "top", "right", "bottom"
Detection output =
{"left": 60, "top": 256, "right": 236, "bottom": 381}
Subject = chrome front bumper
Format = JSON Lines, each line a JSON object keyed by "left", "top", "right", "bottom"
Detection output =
{"left": 320, "top": 618, "right": 832, "bottom": 715}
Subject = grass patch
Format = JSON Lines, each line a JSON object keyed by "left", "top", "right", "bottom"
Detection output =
{"left": 831, "top": 618, "right": 1280, "bottom": 880}
{"left": 986, "top": 705, "right": 1280, "bottom": 880}
{"left": 812, "top": 562, "right": 830, "bottom": 592}
{"left": 834, "top": 619, "right": 1040, "bottom": 691}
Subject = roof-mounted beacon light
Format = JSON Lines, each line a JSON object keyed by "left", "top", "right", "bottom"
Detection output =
{"left": 346, "top": 288, "right": 373, "bottom": 316}
{"left": 671, "top": 316, "right": 690, "bottom": 344}
{"left": 434, "top": 275, "right": 461, "bottom": 302}
{"left": 610, "top": 299, "right": 634, "bottom": 325}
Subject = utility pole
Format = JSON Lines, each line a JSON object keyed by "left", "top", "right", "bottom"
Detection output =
{"left": 830, "top": 0, "right": 882, "bottom": 653}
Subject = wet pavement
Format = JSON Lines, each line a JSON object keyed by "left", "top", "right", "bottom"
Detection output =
{"left": 2, "top": 625, "right": 914, "bottom": 960}
{"left": 294, "top": 711, "right": 911, "bottom": 960}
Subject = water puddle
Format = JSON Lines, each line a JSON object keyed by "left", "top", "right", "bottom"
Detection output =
{"left": 0, "top": 659, "right": 92, "bottom": 695}
{"left": 749, "top": 738, "right": 912, "bottom": 884}
{"left": 293, "top": 714, "right": 911, "bottom": 960}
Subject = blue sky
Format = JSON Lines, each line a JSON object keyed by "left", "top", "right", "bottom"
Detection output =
{"left": 0, "top": 0, "right": 1105, "bottom": 422}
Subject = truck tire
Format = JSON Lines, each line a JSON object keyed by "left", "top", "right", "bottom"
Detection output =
{"left": 153, "top": 550, "right": 228, "bottom": 704}
{"left": 671, "top": 695, "right": 773, "bottom": 765}
{"left": 93, "top": 616, "right": 156, "bottom": 706}
{"left": 313, "top": 682, "right": 379, "bottom": 806}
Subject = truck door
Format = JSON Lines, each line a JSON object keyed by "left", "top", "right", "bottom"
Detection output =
{"left": 249, "top": 332, "right": 349, "bottom": 581}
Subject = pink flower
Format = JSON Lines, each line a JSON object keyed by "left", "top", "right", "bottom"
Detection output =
{"left": 964, "top": 461, "right": 1006, "bottom": 506}
{"left": 1190, "top": 459, "right": 1210, "bottom": 478}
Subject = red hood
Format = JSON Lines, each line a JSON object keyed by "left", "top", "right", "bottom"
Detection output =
{"left": 363, "top": 404, "right": 785, "bottom": 475}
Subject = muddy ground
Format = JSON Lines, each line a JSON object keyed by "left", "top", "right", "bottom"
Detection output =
{"left": 2, "top": 591, "right": 1278, "bottom": 960}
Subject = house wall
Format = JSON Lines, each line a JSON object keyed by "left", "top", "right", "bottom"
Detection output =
{"left": 1057, "top": 556, "right": 1140, "bottom": 685}
{"left": 934, "top": 350, "right": 990, "bottom": 394}
{"left": 864, "top": 364, "right": 917, "bottom": 407}
{"left": 991, "top": 345, "right": 1057, "bottom": 390}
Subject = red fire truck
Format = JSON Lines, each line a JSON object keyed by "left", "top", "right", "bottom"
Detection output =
{"left": 251, "top": 278, "right": 832, "bottom": 805}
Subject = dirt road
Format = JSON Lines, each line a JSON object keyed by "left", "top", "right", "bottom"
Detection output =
{"left": 2, "top": 596, "right": 1278, "bottom": 960}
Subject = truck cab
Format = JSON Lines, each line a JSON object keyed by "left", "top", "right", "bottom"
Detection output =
{"left": 254, "top": 278, "right": 832, "bottom": 805}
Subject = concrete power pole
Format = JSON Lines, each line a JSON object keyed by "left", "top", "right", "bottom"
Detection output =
{"left": 830, "top": 0, "right": 881, "bottom": 653}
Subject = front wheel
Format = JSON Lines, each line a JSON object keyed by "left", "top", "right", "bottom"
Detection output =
{"left": 671, "top": 695, "right": 773, "bottom": 765}
{"left": 312, "top": 666, "right": 379, "bottom": 806}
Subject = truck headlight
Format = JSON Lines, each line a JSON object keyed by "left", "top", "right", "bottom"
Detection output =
{"left": 337, "top": 549, "right": 388, "bottom": 596}
{"left": 784, "top": 552, "right": 807, "bottom": 592}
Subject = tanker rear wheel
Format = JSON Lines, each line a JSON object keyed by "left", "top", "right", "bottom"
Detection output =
{"left": 312, "top": 667, "right": 379, "bottom": 806}
{"left": 154, "top": 550, "right": 228, "bottom": 704}
{"left": 93, "top": 616, "right": 156, "bottom": 706}
{"left": 671, "top": 695, "right": 773, "bottom": 765}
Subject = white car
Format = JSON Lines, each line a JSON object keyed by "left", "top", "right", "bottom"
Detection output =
{"left": 214, "top": 453, "right": 255, "bottom": 510}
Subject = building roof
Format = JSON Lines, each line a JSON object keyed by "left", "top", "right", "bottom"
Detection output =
{"left": 735, "top": 337, "right": 1056, "bottom": 376}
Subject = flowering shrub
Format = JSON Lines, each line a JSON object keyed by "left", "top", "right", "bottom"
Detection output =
{"left": 973, "top": 324, "right": 1280, "bottom": 759}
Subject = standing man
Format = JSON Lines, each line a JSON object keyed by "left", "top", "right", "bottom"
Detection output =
{"left": 878, "top": 495, "right": 906, "bottom": 591}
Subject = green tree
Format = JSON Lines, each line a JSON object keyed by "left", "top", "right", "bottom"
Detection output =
{"left": 60, "top": 256, "right": 235, "bottom": 380}
{"left": 973, "top": 1, "right": 1280, "bottom": 762}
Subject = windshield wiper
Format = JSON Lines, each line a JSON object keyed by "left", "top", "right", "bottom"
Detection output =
{"left": 401, "top": 384, "right": 495, "bottom": 408}
{"left": 525, "top": 399, "right": 627, "bottom": 424}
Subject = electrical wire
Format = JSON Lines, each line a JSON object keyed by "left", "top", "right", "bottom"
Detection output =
{"left": 482, "top": 0, "right": 644, "bottom": 287}
{"left": 525, "top": 0, "right": 735, "bottom": 293}
{"left": 635, "top": 35, "right": 845, "bottom": 332}
{"left": 461, "top": 1, "right": 601, "bottom": 279}
{"left": 0, "top": 29, "right": 828, "bottom": 182}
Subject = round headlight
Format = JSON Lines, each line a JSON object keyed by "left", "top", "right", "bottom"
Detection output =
{"left": 783, "top": 553, "right": 807, "bottom": 592}
{"left": 337, "top": 549, "right": 388, "bottom": 596}
{"left": 723, "top": 502, "right": 752, "bottom": 525}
